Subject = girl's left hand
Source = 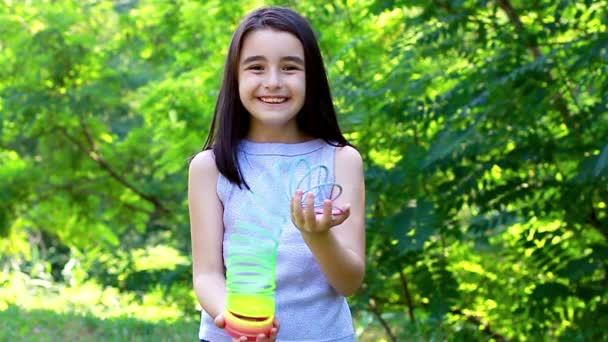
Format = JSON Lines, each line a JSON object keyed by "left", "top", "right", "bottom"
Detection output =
{"left": 291, "top": 190, "right": 351, "bottom": 234}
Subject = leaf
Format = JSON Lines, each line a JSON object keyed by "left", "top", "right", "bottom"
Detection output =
{"left": 530, "top": 282, "right": 571, "bottom": 303}
{"left": 556, "top": 256, "right": 598, "bottom": 282}
{"left": 593, "top": 144, "right": 608, "bottom": 177}
{"left": 0, "top": 209, "right": 9, "bottom": 238}
{"left": 391, "top": 200, "right": 438, "bottom": 253}
{"left": 468, "top": 210, "right": 521, "bottom": 234}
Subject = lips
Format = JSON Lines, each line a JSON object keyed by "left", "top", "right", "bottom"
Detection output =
{"left": 258, "top": 97, "right": 288, "bottom": 104}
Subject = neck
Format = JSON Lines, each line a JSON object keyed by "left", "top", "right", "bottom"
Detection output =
{"left": 246, "top": 122, "right": 313, "bottom": 143}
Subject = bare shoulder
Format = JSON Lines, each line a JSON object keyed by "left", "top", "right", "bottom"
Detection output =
{"left": 335, "top": 145, "right": 364, "bottom": 170}
{"left": 189, "top": 149, "right": 219, "bottom": 178}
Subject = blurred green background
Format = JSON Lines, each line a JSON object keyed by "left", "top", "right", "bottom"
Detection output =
{"left": 1, "top": 0, "right": 607, "bottom": 341}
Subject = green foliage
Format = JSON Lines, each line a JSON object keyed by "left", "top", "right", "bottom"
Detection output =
{"left": 0, "top": 304, "right": 197, "bottom": 342}
{"left": 1, "top": 0, "right": 607, "bottom": 340}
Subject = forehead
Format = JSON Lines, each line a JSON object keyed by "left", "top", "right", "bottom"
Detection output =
{"left": 239, "top": 29, "right": 304, "bottom": 61}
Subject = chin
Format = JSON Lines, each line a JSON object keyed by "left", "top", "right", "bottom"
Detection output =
{"left": 261, "top": 118, "right": 297, "bottom": 127}
{"left": 250, "top": 112, "right": 299, "bottom": 126}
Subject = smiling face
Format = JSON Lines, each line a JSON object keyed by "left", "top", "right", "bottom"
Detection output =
{"left": 238, "top": 29, "right": 306, "bottom": 141}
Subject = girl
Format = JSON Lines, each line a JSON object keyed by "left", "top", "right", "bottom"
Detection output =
{"left": 188, "top": 6, "right": 365, "bottom": 342}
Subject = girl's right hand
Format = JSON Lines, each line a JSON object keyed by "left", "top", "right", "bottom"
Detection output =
{"left": 214, "top": 313, "right": 280, "bottom": 342}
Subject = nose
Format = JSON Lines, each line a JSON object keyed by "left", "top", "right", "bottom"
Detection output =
{"left": 263, "top": 68, "right": 282, "bottom": 89}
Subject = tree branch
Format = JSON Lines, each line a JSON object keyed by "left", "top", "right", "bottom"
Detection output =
{"left": 369, "top": 297, "right": 398, "bottom": 342}
{"left": 58, "top": 126, "right": 168, "bottom": 215}
{"left": 433, "top": 0, "right": 456, "bottom": 15}
{"left": 493, "top": 0, "right": 607, "bottom": 241}
{"left": 450, "top": 308, "right": 509, "bottom": 342}
{"left": 42, "top": 183, "right": 155, "bottom": 216}
{"left": 495, "top": 0, "right": 541, "bottom": 57}
{"left": 590, "top": 207, "right": 608, "bottom": 240}
{"left": 399, "top": 268, "right": 416, "bottom": 323}
{"left": 495, "top": 0, "right": 578, "bottom": 134}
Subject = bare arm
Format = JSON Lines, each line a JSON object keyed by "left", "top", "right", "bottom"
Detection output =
{"left": 292, "top": 146, "right": 366, "bottom": 296}
{"left": 189, "top": 150, "right": 226, "bottom": 319}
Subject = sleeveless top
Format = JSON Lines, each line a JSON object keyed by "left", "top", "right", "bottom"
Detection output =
{"left": 198, "top": 139, "right": 356, "bottom": 342}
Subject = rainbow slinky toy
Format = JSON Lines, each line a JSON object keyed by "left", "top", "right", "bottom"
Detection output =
{"left": 223, "top": 159, "right": 343, "bottom": 340}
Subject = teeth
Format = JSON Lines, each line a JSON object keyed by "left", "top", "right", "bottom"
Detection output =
{"left": 260, "top": 97, "right": 287, "bottom": 103}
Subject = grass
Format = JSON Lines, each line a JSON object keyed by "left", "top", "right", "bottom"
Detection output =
{"left": 0, "top": 270, "right": 200, "bottom": 341}
{"left": 0, "top": 303, "right": 400, "bottom": 342}
{"left": 0, "top": 270, "right": 398, "bottom": 341}
{"left": 0, "top": 304, "right": 198, "bottom": 341}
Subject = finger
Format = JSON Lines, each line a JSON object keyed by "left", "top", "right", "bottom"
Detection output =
{"left": 293, "top": 190, "right": 305, "bottom": 227}
{"left": 290, "top": 192, "right": 297, "bottom": 223}
{"left": 214, "top": 312, "right": 226, "bottom": 328}
{"left": 290, "top": 190, "right": 299, "bottom": 216}
{"left": 269, "top": 327, "right": 278, "bottom": 341}
{"left": 256, "top": 333, "right": 268, "bottom": 342}
{"left": 331, "top": 204, "right": 351, "bottom": 226}
{"left": 305, "top": 192, "right": 316, "bottom": 229}
{"left": 319, "top": 199, "right": 333, "bottom": 227}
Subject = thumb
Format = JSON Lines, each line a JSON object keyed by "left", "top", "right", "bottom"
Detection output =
{"left": 214, "top": 312, "right": 226, "bottom": 328}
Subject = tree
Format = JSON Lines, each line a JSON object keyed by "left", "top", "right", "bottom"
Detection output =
{"left": 1, "top": 0, "right": 606, "bottom": 340}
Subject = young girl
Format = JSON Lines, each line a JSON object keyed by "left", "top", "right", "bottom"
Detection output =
{"left": 188, "top": 6, "right": 365, "bottom": 342}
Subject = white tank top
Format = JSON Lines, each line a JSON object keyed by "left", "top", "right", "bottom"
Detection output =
{"left": 198, "top": 139, "right": 355, "bottom": 342}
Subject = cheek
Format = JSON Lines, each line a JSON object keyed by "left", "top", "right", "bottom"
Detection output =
{"left": 238, "top": 79, "right": 253, "bottom": 100}
{"left": 238, "top": 84, "right": 246, "bottom": 101}
{"left": 238, "top": 74, "right": 256, "bottom": 94}
{"left": 293, "top": 75, "right": 306, "bottom": 98}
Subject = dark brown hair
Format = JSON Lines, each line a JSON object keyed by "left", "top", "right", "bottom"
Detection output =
{"left": 202, "top": 6, "right": 351, "bottom": 188}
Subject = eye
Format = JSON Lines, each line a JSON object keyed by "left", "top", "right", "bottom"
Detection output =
{"left": 247, "top": 65, "right": 264, "bottom": 71}
{"left": 283, "top": 65, "right": 300, "bottom": 71}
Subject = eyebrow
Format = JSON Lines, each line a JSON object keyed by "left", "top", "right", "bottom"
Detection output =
{"left": 241, "top": 55, "right": 305, "bottom": 66}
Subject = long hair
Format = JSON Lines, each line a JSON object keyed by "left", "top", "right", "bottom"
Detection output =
{"left": 203, "top": 6, "right": 351, "bottom": 188}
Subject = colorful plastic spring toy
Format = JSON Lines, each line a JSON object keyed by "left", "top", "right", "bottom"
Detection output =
{"left": 224, "top": 159, "right": 343, "bottom": 340}
{"left": 291, "top": 159, "right": 343, "bottom": 215}
{"left": 224, "top": 217, "right": 280, "bottom": 340}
